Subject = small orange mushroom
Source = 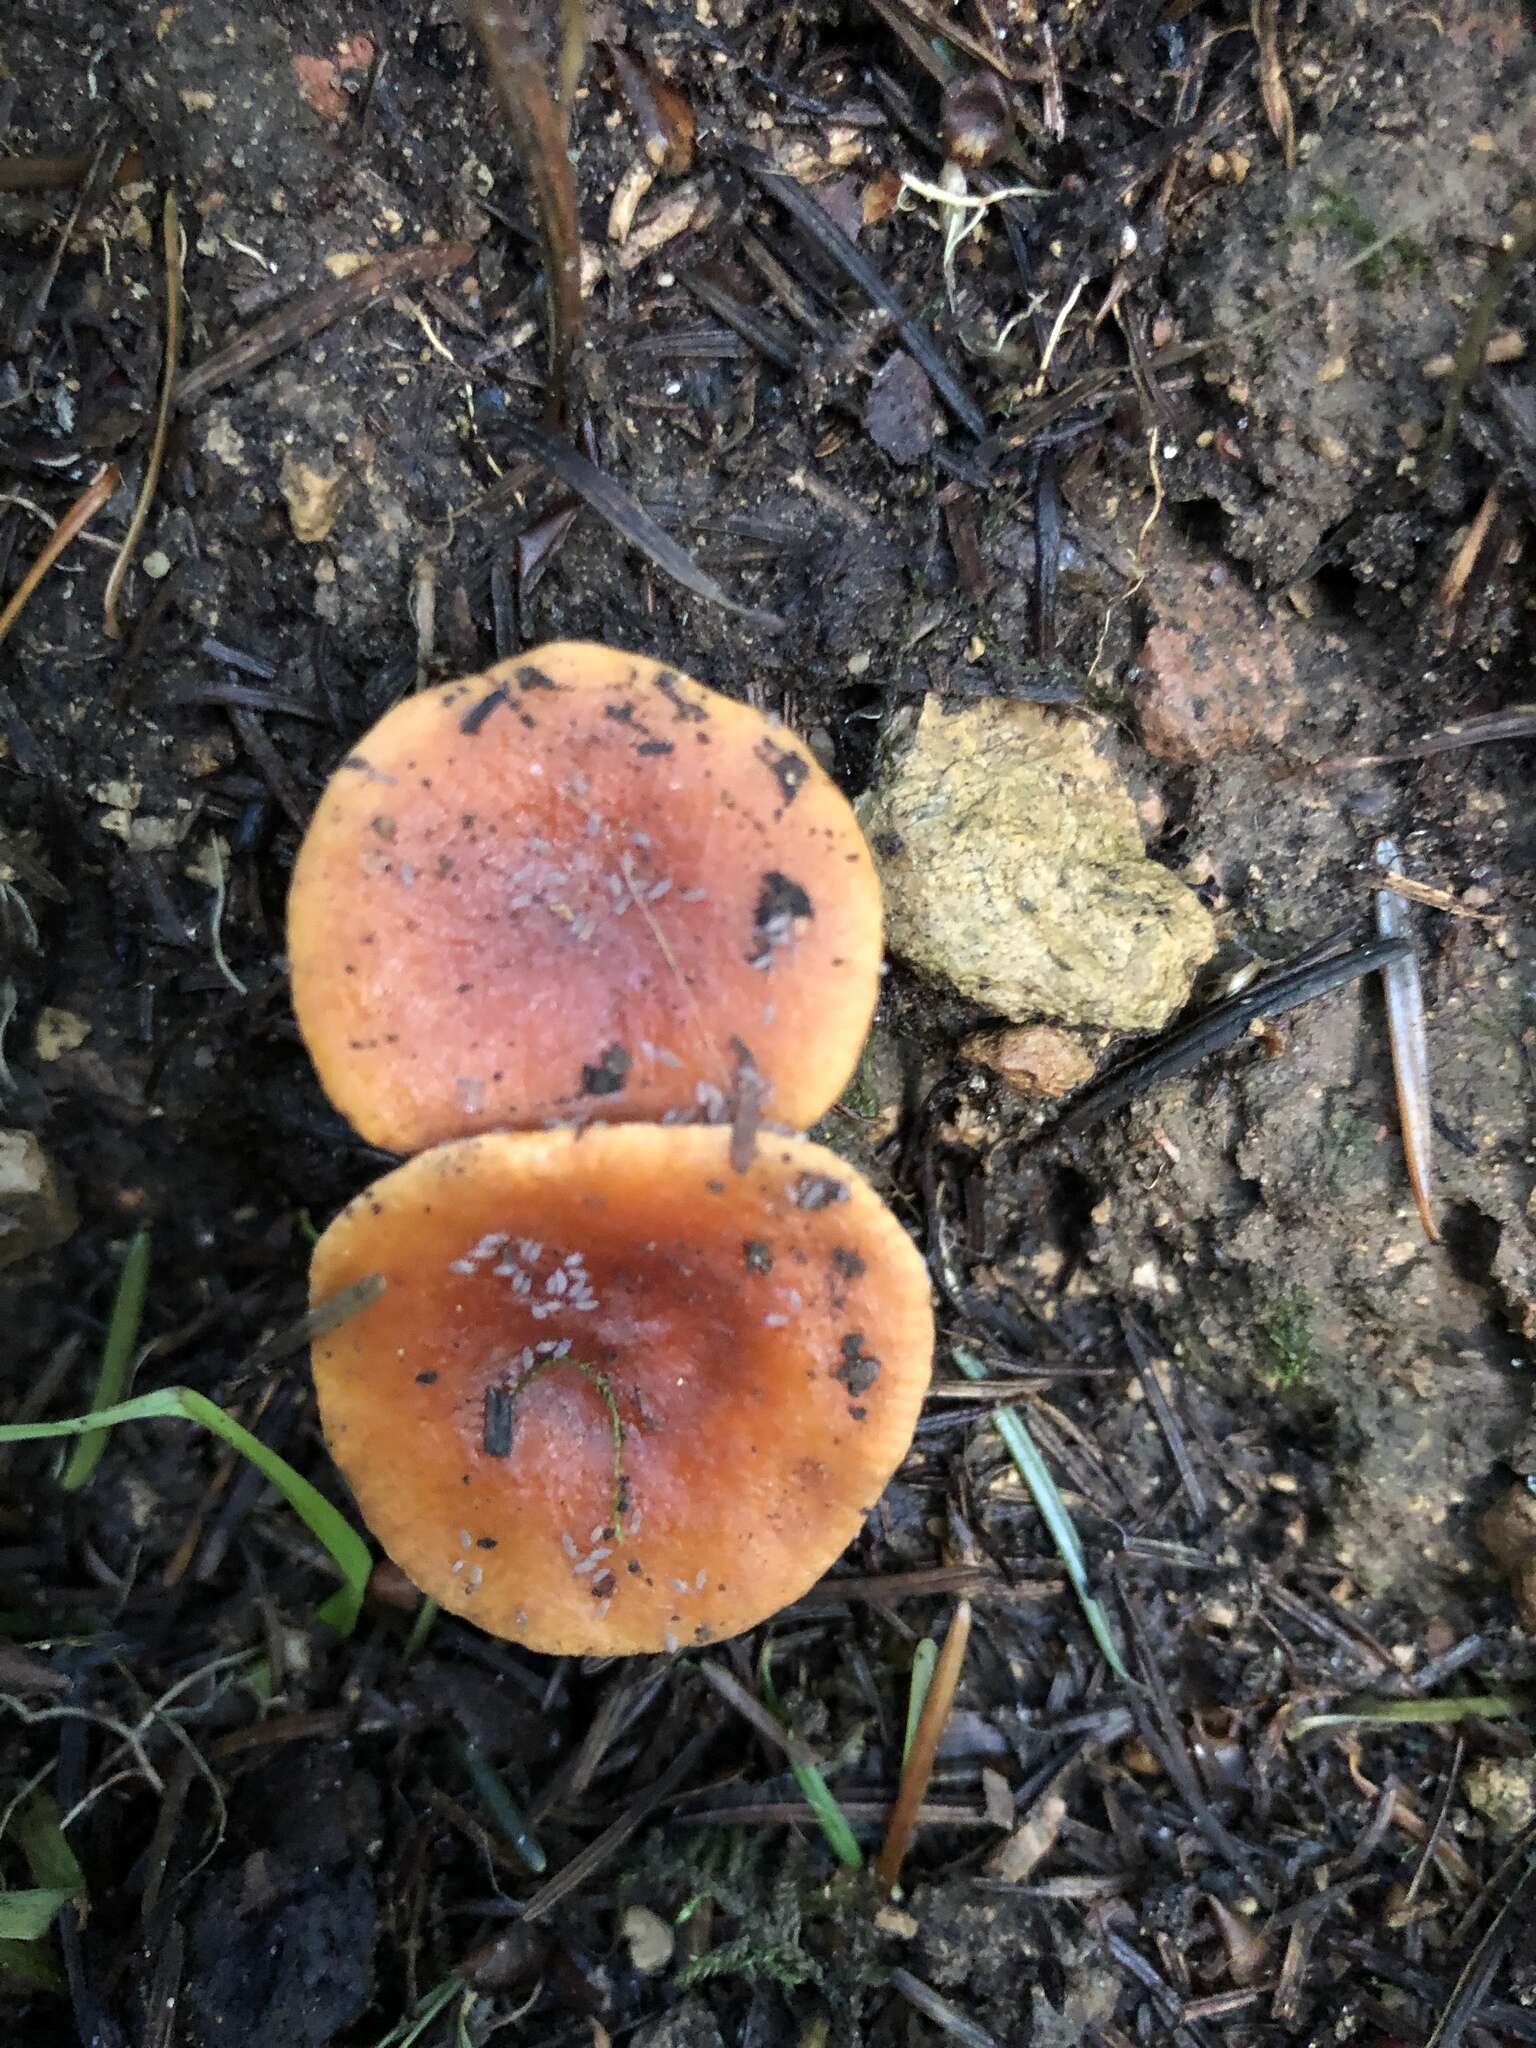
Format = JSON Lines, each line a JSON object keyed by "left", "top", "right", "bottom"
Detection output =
{"left": 288, "top": 642, "right": 882, "bottom": 1154}
{"left": 309, "top": 1125, "right": 932, "bottom": 1655}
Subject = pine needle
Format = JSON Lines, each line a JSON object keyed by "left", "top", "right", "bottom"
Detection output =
{"left": 103, "top": 190, "right": 182, "bottom": 637}
{"left": 952, "top": 1346, "right": 1130, "bottom": 1680}
{"left": 756, "top": 1642, "right": 863, "bottom": 1870}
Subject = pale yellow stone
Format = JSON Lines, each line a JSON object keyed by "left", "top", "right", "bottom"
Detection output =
{"left": 280, "top": 454, "right": 348, "bottom": 544}
{"left": 860, "top": 699, "right": 1215, "bottom": 1029}
{"left": 35, "top": 1009, "right": 90, "bottom": 1061}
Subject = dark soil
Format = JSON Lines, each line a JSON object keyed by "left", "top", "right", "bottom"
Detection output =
{"left": 3, "top": 2, "right": 1535, "bottom": 2044}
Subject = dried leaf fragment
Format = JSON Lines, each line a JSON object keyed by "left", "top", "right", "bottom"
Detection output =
{"left": 985, "top": 1790, "right": 1065, "bottom": 1882}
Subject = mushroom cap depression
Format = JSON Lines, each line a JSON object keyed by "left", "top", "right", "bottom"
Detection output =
{"left": 309, "top": 1126, "right": 933, "bottom": 1655}
{"left": 288, "top": 643, "right": 883, "bottom": 1154}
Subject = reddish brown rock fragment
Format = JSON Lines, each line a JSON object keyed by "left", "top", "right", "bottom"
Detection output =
{"left": 962, "top": 1024, "right": 1096, "bottom": 1099}
{"left": 1135, "top": 573, "right": 1300, "bottom": 763}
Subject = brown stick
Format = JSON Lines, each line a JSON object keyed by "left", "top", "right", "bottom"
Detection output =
{"left": 0, "top": 465, "right": 121, "bottom": 651}
{"left": 876, "top": 1598, "right": 973, "bottom": 1892}
{"left": 468, "top": 0, "right": 585, "bottom": 429}
{"left": 0, "top": 147, "right": 145, "bottom": 193}
{"left": 1435, "top": 482, "right": 1500, "bottom": 612}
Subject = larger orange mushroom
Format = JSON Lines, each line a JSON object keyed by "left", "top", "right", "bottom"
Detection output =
{"left": 288, "top": 643, "right": 882, "bottom": 1154}
{"left": 309, "top": 1125, "right": 932, "bottom": 1655}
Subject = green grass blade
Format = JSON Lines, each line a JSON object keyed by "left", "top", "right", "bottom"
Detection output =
{"left": 60, "top": 1230, "right": 151, "bottom": 1492}
{"left": 373, "top": 1977, "right": 462, "bottom": 2048}
{"left": 903, "top": 1640, "right": 937, "bottom": 1764}
{"left": 952, "top": 1347, "right": 1131, "bottom": 1683}
{"left": 16, "top": 1794, "right": 83, "bottom": 1894}
{"left": 757, "top": 1642, "right": 863, "bottom": 1871}
{"left": 402, "top": 1594, "right": 440, "bottom": 1664}
{"left": 1293, "top": 1692, "right": 1529, "bottom": 1735}
{"left": 455, "top": 1737, "right": 547, "bottom": 1874}
{"left": 0, "top": 1387, "right": 371, "bottom": 1636}
{"left": 0, "top": 1937, "right": 62, "bottom": 1990}
{"left": 0, "top": 1890, "right": 76, "bottom": 1941}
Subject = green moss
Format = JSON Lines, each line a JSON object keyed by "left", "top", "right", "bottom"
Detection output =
{"left": 620, "top": 1829, "right": 874, "bottom": 2017}
{"left": 838, "top": 1043, "right": 881, "bottom": 1122}
{"left": 1258, "top": 1289, "right": 1317, "bottom": 1393}
{"left": 1288, "top": 181, "right": 1426, "bottom": 289}
{"left": 808, "top": 1043, "right": 882, "bottom": 1153}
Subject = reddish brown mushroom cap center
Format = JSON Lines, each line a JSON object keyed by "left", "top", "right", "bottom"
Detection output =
{"left": 288, "top": 647, "right": 882, "bottom": 1150}
{"left": 310, "top": 1129, "right": 932, "bottom": 1655}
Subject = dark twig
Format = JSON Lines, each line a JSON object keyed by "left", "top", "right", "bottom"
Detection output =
{"left": 241, "top": 1276, "right": 386, "bottom": 1371}
{"left": 226, "top": 704, "right": 310, "bottom": 832}
{"left": 531, "top": 1667, "right": 669, "bottom": 1820}
{"left": 890, "top": 1968, "right": 1003, "bottom": 2048}
{"left": 176, "top": 243, "right": 473, "bottom": 407}
{"left": 1348, "top": 1943, "right": 1536, "bottom": 2043}
{"left": 1102, "top": 1930, "right": 1211, "bottom": 2048}
{"left": 1272, "top": 1916, "right": 1312, "bottom": 2022}
{"left": 469, "top": 0, "right": 585, "bottom": 429}
{"left": 1429, "top": 199, "right": 1536, "bottom": 472}
{"left": 105, "top": 190, "right": 183, "bottom": 638}
{"left": 1426, "top": 1840, "right": 1536, "bottom": 2048}
{"left": 198, "top": 635, "right": 277, "bottom": 680}
{"left": 683, "top": 271, "right": 800, "bottom": 373}
{"left": 141, "top": 1921, "right": 185, "bottom": 2048}
{"left": 731, "top": 147, "right": 987, "bottom": 438}
{"left": 1402, "top": 1736, "right": 1464, "bottom": 1909}
{"left": 697, "top": 1660, "right": 824, "bottom": 1775}
{"left": 1415, "top": 1634, "right": 1487, "bottom": 1691}
{"left": 165, "top": 680, "right": 327, "bottom": 722}
{"left": 1055, "top": 936, "right": 1413, "bottom": 1135}
{"left": 520, "top": 1723, "right": 716, "bottom": 1923}
{"left": 1033, "top": 453, "right": 1060, "bottom": 662}
{"left": 501, "top": 420, "right": 785, "bottom": 628}
{"left": 1117, "top": 1577, "right": 1273, "bottom": 1901}
{"left": 677, "top": 1796, "right": 992, "bottom": 1830}
{"left": 11, "top": 125, "right": 124, "bottom": 352}
{"left": 1120, "top": 1315, "right": 1207, "bottom": 1522}
{"left": 1316, "top": 705, "right": 1536, "bottom": 774}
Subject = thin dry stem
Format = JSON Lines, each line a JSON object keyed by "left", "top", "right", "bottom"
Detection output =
{"left": 105, "top": 191, "right": 183, "bottom": 638}
{"left": 0, "top": 464, "right": 121, "bottom": 651}
{"left": 1435, "top": 483, "right": 1499, "bottom": 612}
{"left": 468, "top": 0, "right": 585, "bottom": 428}
{"left": 1251, "top": 0, "right": 1296, "bottom": 168}
{"left": 876, "top": 1598, "right": 973, "bottom": 1891}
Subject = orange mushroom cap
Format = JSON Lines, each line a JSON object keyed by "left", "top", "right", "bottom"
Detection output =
{"left": 288, "top": 643, "right": 882, "bottom": 1153}
{"left": 309, "top": 1126, "right": 933, "bottom": 1655}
